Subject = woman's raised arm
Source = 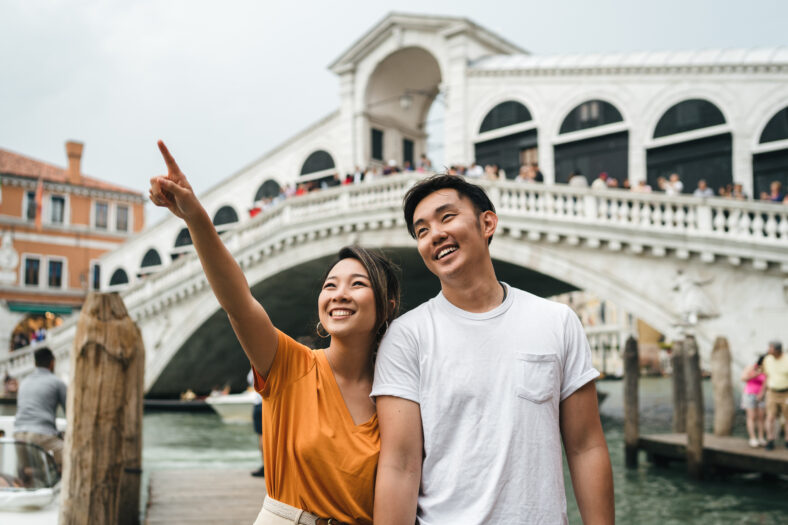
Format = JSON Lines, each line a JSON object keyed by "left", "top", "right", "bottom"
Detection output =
{"left": 149, "top": 140, "right": 278, "bottom": 377}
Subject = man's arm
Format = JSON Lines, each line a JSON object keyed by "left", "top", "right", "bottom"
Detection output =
{"left": 560, "top": 381, "right": 614, "bottom": 524}
{"left": 374, "top": 396, "right": 423, "bottom": 525}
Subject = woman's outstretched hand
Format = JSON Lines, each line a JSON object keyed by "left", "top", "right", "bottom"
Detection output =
{"left": 149, "top": 140, "right": 202, "bottom": 220}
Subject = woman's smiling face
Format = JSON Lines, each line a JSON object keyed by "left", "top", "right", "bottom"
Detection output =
{"left": 318, "top": 257, "right": 377, "bottom": 340}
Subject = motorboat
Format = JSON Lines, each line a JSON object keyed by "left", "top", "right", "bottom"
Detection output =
{"left": 204, "top": 388, "right": 260, "bottom": 424}
{"left": 0, "top": 416, "right": 65, "bottom": 524}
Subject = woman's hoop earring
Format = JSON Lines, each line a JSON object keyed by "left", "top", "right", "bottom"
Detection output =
{"left": 316, "top": 321, "right": 330, "bottom": 339}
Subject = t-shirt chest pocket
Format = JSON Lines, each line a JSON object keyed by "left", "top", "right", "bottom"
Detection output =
{"left": 516, "top": 353, "right": 558, "bottom": 403}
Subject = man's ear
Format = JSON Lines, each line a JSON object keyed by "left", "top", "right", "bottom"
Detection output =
{"left": 480, "top": 210, "right": 498, "bottom": 240}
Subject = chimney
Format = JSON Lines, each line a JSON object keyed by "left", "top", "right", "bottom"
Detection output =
{"left": 66, "top": 141, "right": 83, "bottom": 184}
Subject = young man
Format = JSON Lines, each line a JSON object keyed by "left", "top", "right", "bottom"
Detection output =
{"left": 372, "top": 175, "right": 614, "bottom": 524}
{"left": 13, "top": 347, "right": 67, "bottom": 468}
{"left": 763, "top": 340, "right": 788, "bottom": 450}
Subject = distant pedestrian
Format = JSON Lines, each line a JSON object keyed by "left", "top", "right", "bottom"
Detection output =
{"left": 693, "top": 179, "right": 714, "bottom": 198}
{"left": 740, "top": 355, "right": 767, "bottom": 447}
{"left": 13, "top": 347, "right": 66, "bottom": 469}
{"left": 763, "top": 340, "right": 788, "bottom": 450}
{"left": 665, "top": 173, "right": 683, "bottom": 196}
{"left": 591, "top": 172, "right": 609, "bottom": 190}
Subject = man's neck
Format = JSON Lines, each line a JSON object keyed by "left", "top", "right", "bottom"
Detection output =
{"left": 440, "top": 265, "right": 504, "bottom": 313}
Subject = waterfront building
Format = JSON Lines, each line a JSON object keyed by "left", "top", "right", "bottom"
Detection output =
{"left": 0, "top": 141, "right": 145, "bottom": 353}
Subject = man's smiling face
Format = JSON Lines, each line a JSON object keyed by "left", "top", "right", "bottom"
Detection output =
{"left": 412, "top": 188, "right": 494, "bottom": 282}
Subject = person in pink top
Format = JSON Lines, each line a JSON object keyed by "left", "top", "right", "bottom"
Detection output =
{"left": 741, "top": 355, "right": 767, "bottom": 447}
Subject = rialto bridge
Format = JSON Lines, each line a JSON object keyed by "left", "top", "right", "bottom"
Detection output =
{"left": 3, "top": 13, "right": 788, "bottom": 394}
{"left": 2, "top": 175, "right": 787, "bottom": 394}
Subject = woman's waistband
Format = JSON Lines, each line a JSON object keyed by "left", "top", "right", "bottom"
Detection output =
{"left": 262, "top": 495, "right": 345, "bottom": 525}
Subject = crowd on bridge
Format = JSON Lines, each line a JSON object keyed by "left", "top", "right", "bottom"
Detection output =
{"left": 249, "top": 156, "right": 788, "bottom": 218}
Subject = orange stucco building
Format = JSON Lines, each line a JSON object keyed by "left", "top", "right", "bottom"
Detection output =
{"left": 0, "top": 141, "right": 145, "bottom": 352}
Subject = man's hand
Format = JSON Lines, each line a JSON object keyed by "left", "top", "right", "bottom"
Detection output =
{"left": 149, "top": 140, "right": 202, "bottom": 221}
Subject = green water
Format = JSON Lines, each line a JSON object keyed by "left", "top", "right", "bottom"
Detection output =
{"left": 139, "top": 377, "right": 788, "bottom": 524}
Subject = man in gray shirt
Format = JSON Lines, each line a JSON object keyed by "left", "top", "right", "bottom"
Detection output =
{"left": 14, "top": 347, "right": 67, "bottom": 468}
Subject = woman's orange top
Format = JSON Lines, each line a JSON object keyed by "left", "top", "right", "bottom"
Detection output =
{"left": 253, "top": 330, "right": 378, "bottom": 524}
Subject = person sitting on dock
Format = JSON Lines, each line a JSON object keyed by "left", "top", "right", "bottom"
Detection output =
{"left": 763, "top": 340, "right": 788, "bottom": 450}
{"left": 149, "top": 141, "right": 400, "bottom": 525}
{"left": 13, "top": 347, "right": 66, "bottom": 469}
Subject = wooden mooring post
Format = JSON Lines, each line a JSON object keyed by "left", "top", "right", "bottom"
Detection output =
{"left": 671, "top": 339, "right": 687, "bottom": 433}
{"left": 59, "top": 293, "right": 145, "bottom": 525}
{"left": 623, "top": 336, "right": 639, "bottom": 468}
{"left": 684, "top": 335, "right": 704, "bottom": 480}
{"left": 711, "top": 336, "right": 735, "bottom": 436}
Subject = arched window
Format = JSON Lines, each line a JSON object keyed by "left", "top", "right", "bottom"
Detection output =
{"left": 255, "top": 179, "right": 282, "bottom": 202}
{"left": 174, "top": 228, "right": 192, "bottom": 247}
{"left": 300, "top": 151, "right": 335, "bottom": 176}
{"left": 479, "top": 101, "right": 532, "bottom": 133}
{"left": 760, "top": 107, "right": 788, "bottom": 144}
{"left": 109, "top": 269, "right": 129, "bottom": 286}
{"left": 554, "top": 100, "right": 628, "bottom": 185}
{"left": 141, "top": 249, "right": 162, "bottom": 268}
{"left": 753, "top": 106, "right": 788, "bottom": 198}
{"left": 475, "top": 101, "right": 536, "bottom": 181}
{"left": 654, "top": 99, "right": 725, "bottom": 138}
{"left": 559, "top": 100, "right": 623, "bottom": 134}
{"left": 648, "top": 99, "right": 731, "bottom": 194}
{"left": 213, "top": 206, "right": 239, "bottom": 227}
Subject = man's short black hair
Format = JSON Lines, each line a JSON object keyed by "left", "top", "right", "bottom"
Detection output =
{"left": 403, "top": 175, "right": 496, "bottom": 241}
{"left": 34, "top": 347, "right": 54, "bottom": 368}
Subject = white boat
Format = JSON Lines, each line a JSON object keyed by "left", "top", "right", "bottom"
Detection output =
{"left": 204, "top": 389, "right": 260, "bottom": 424}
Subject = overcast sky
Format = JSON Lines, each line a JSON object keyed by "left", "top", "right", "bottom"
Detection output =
{"left": 1, "top": 0, "right": 786, "bottom": 224}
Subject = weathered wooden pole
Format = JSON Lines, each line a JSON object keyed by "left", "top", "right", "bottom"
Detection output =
{"left": 671, "top": 340, "right": 687, "bottom": 433}
{"left": 684, "top": 335, "right": 704, "bottom": 480}
{"left": 710, "top": 336, "right": 735, "bottom": 436}
{"left": 623, "top": 336, "right": 640, "bottom": 468}
{"left": 59, "top": 293, "right": 144, "bottom": 525}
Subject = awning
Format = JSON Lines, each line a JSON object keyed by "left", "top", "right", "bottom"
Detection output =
{"left": 6, "top": 302, "right": 74, "bottom": 315}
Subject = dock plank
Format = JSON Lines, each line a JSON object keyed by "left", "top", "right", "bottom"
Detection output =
{"left": 145, "top": 469, "right": 266, "bottom": 524}
{"left": 639, "top": 433, "right": 788, "bottom": 475}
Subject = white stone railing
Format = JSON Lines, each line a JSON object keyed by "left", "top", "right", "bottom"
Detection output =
{"left": 3, "top": 174, "right": 788, "bottom": 379}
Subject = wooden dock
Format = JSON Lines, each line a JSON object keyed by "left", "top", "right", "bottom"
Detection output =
{"left": 639, "top": 433, "right": 788, "bottom": 476}
{"left": 145, "top": 469, "right": 266, "bottom": 524}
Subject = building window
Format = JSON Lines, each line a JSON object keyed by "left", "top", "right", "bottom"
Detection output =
{"left": 403, "top": 138, "right": 414, "bottom": 167}
{"left": 95, "top": 202, "right": 109, "bottom": 229}
{"left": 26, "top": 192, "right": 36, "bottom": 221}
{"left": 92, "top": 264, "right": 101, "bottom": 290}
{"left": 653, "top": 99, "right": 725, "bottom": 138}
{"left": 48, "top": 259, "right": 64, "bottom": 288}
{"left": 116, "top": 205, "right": 129, "bottom": 232}
{"left": 50, "top": 195, "right": 65, "bottom": 224}
{"left": 109, "top": 268, "right": 129, "bottom": 286}
{"left": 371, "top": 129, "right": 384, "bottom": 161}
{"left": 300, "top": 150, "right": 335, "bottom": 176}
{"left": 24, "top": 256, "right": 40, "bottom": 286}
{"left": 479, "top": 101, "right": 532, "bottom": 133}
{"left": 559, "top": 100, "right": 623, "bottom": 134}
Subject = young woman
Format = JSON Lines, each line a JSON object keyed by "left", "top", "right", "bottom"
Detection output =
{"left": 740, "top": 355, "right": 767, "bottom": 448}
{"left": 149, "top": 141, "right": 400, "bottom": 524}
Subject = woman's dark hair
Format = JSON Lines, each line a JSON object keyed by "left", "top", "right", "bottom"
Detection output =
{"left": 757, "top": 354, "right": 766, "bottom": 367}
{"left": 403, "top": 174, "right": 496, "bottom": 243}
{"left": 322, "top": 246, "right": 400, "bottom": 345}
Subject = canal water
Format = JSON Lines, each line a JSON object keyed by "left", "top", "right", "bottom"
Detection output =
{"left": 138, "top": 377, "right": 788, "bottom": 524}
{"left": 4, "top": 377, "right": 786, "bottom": 523}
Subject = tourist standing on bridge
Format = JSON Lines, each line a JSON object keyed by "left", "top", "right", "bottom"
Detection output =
{"left": 763, "top": 340, "right": 788, "bottom": 450}
{"left": 149, "top": 141, "right": 400, "bottom": 525}
{"left": 371, "top": 175, "right": 614, "bottom": 524}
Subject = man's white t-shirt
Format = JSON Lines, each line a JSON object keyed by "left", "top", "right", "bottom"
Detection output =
{"left": 371, "top": 284, "right": 599, "bottom": 524}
